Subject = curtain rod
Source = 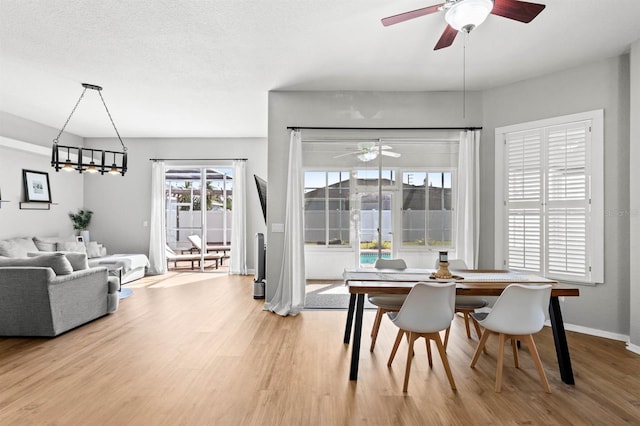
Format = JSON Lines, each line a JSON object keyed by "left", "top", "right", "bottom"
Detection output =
{"left": 149, "top": 158, "right": 247, "bottom": 161}
{"left": 287, "top": 126, "right": 482, "bottom": 131}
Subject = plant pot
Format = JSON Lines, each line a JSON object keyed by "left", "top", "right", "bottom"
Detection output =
{"left": 80, "top": 230, "right": 90, "bottom": 243}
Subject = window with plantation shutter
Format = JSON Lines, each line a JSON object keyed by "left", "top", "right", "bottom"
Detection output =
{"left": 495, "top": 111, "right": 603, "bottom": 284}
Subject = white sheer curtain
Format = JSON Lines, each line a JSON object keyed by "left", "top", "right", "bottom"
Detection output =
{"left": 265, "top": 130, "right": 305, "bottom": 316}
{"left": 230, "top": 160, "right": 247, "bottom": 275}
{"left": 148, "top": 160, "right": 167, "bottom": 275}
{"left": 455, "top": 130, "right": 480, "bottom": 268}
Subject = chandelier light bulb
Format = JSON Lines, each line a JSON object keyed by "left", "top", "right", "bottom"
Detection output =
{"left": 86, "top": 161, "right": 98, "bottom": 173}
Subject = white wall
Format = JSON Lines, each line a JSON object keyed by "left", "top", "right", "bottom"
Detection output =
{"left": 482, "top": 55, "right": 631, "bottom": 337}
{"left": 629, "top": 40, "right": 640, "bottom": 351}
{"left": 0, "top": 113, "right": 84, "bottom": 239}
{"left": 267, "top": 91, "right": 482, "bottom": 300}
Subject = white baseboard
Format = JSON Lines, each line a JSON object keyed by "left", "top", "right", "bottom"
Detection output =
{"left": 626, "top": 342, "right": 640, "bottom": 355}
{"left": 544, "top": 320, "right": 629, "bottom": 343}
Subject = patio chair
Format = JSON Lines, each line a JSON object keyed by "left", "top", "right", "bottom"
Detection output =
{"left": 186, "top": 235, "right": 231, "bottom": 264}
{"left": 165, "top": 245, "right": 223, "bottom": 270}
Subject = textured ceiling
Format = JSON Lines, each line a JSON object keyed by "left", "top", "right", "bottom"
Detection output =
{"left": 1, "top": 0, "right": 639, "bottom": 138}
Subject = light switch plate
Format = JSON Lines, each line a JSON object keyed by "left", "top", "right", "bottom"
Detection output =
{"left": 272, "top": 223, "right": 285, "bottom": 233}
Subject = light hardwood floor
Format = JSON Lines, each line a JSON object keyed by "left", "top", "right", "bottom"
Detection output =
{"left": 1, "top": 272, "right": 639, "bottom": 425}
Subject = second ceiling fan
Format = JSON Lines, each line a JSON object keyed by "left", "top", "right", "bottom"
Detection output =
{"left": 381, "top": 0, "right": 546, "bottom": 50}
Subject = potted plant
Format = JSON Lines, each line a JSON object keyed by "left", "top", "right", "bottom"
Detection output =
{"left": 69, "top": 209, "right": 93, "bottom": 242}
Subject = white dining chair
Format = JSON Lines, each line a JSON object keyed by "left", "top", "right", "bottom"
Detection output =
{"left": 387, "top": 282, "right": 457, "bottom": 392}
{"left": 436, "top": 258, "right": 488, "bottom": 348}
{"left": 469, "top": 283, "right": 552, "bottom": 393}
{"left": 368, "top": 258, "right": 407, "bottom": 352}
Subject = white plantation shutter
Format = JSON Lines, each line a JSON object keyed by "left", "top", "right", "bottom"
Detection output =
{"left": 506, "top": 130, "right": 543, "bottom": 272}
{"left": 545, "top": 123, "right": 590, "bottom": 279}
{"left": 503, "top": 119, "right": 596, "bottom": 282}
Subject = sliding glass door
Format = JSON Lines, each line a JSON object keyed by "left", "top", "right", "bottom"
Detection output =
{"left": 356, "top": 189, "right": 394, "bottom": 267}
{"left": 165, "top": 167, "right": 233, "bottom": 270}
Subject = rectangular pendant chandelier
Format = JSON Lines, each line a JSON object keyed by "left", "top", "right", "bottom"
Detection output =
{"left": 51, "top": 83, "right": 128, "bottom": 176}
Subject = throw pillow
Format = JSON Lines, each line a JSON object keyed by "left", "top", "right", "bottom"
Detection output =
{"left": 28, "top": 251, "right": 89, "bottom": 271}
{"left": 0, "top": 253, "right": 74, "bottom": 275}
{"left": 0, "top": 237, "right": 40, "bottom": 257}
{"left": 85, "top": 241, "right": 102, "bottom": 259}
{"left": 57, "top": 241, "right": 87, "bottom": 253}
{"left": 33, "top": 237, "right": 59, "bottom": 252}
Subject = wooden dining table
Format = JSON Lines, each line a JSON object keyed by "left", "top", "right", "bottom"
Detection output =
{"left": 342, "top": 268, "right": 580, "bottom": 384}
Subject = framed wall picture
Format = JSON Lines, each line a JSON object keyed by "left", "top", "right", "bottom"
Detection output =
{"left": 23, "top": 169, "right": 52, "bottom": 203}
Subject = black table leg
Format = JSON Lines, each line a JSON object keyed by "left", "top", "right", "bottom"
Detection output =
{"left": 344, "top": 293, "right": 356, "bottom": 344}
{"left": 349, "top": 294, "right": 365, "bottom": 381}
{"left": 549, "top": 296, "right": 575, "bottom": 385}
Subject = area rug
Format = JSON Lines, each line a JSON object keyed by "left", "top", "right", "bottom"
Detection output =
{"left": 304, "top": 283, "right": 375, "bottom": 310}
{"left": 118, "top": 288, "right": 133, "bottom": 300}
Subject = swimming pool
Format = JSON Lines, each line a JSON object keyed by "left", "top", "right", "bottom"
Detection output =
{"left": 359, "top": 252, "right": 391, "bottom": 265}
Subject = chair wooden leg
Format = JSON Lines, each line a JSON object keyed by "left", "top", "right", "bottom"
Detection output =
{"left": 524, "top": 334, "right": 551, "bottom": 393}
{"left": 471, "top": 316, "right": 483, "bottom": 340}
{"left": 403, "top": 332, "right": 417, "bottom": 392}
{"left": 472, "top": 317, "right": 488, "bottom": 354}
{"left": 433, "top": 333, "right": 456, "bottom": 391}
{"left": 463, "top": 312, "right": 472, "bottom": 338}
{"left": 425, "top": 338, "right": 433, "bottom": 367}
{"left": 511, "top": 338, "right": 519, "bottom": 368}
{"left": 495, "top": 333, "right": 507, "bottom": 392}
{"left": 370, "top": 308, "right": 384, "bottom": 352}
{"left": 470, "top": 328, "right": 491, "bottom": 368}
{"left": 388, "top": 329, "right": 404, "bottom": 367}
{"left": 443, "top": 326, "right": 451, "bottom": 350}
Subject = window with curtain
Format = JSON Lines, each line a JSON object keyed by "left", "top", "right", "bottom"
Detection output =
{"left": 304, "top": 171, "right": 350, "bottom": 247}
{"left": 402, "top": 171, "right": 454, "bottom": 248}
{"left": 497, "top": 111, "right": 604, "bottom": 283}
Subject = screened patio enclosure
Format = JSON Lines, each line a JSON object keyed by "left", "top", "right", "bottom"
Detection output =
{"left": 301, "top": 129, "right": 462, "bottom": 277}
{"left": 165, "top": 167, "right": 233, "bottom": 254}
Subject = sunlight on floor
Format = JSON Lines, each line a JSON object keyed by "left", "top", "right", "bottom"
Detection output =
{"left": 127, "top": 270, "right": 229, "bottom": 289}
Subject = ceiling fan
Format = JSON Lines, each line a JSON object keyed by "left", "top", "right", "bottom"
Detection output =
{"left": 334, "top": 142, "right": 401, "bottom": 162}
{"left": 381, "top": 0, "right": 546, "bottom": 50}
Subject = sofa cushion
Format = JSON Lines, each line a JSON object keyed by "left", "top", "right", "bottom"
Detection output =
{"left": 57, "top": 241, "right": 87, "bottom": 253}
{"left": 28, "top": 251, "right": 89, "bottom": 271}
{"left": 0, "top": 237, "right": 40, "bottom": 257}
{"left": 33, "top": 237, "right": 59, "bottom": 252}
{"left": 0, "top": 253, "right": 74, "bottom": 275}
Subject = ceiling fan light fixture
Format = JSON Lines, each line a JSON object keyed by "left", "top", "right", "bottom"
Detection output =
{"left": 357, "top": 151, "right": 378, "bottom": 162}
{"left": 445, "top": 0, "right": 494, "bottom": 33}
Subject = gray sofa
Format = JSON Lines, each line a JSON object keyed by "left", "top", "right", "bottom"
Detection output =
{"left": 0, "top": 238, "right": 119, "bottom": 337}
{"left": 1, "top": 235, "right": 149, "bottom": 285}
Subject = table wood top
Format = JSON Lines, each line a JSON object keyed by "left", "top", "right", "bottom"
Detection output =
{"left": 344, "top": 268, "right": 579, "bottom": 297}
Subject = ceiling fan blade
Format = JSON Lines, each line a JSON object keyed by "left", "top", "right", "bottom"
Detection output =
{"left": 434, "top": 25, "right": 458, "bottom": 50}
{"left": 381, "top": 3, "right": 445, "bottom": 27}
{"left": 491, "top": 0, "right": 546, "bottom": 23}
{"left": 333, "top": 152, "right": 358, "bottom": 159}
{"left": 381, "top": 151, "right": 401, "bottom": 158}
